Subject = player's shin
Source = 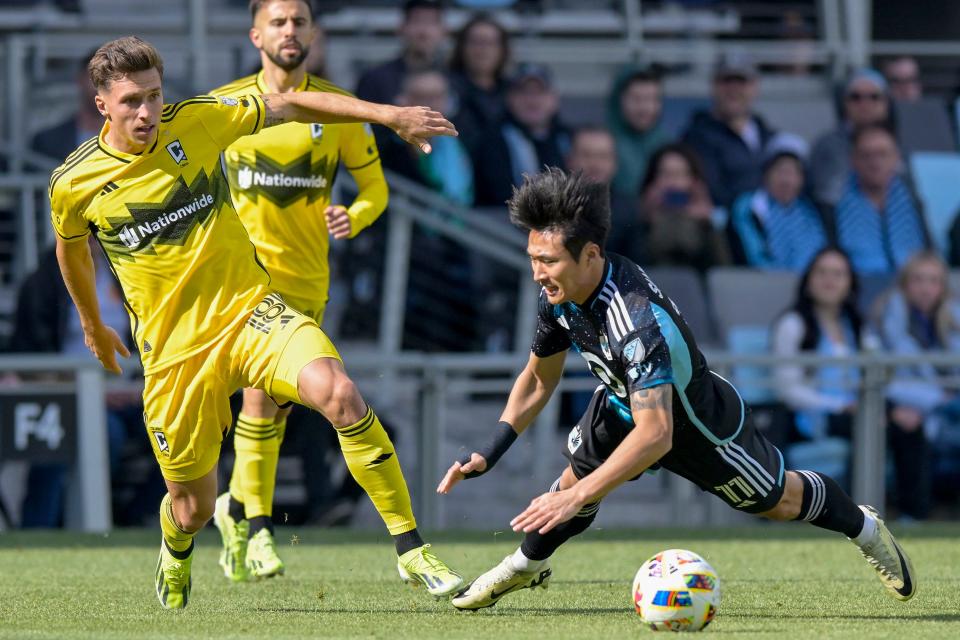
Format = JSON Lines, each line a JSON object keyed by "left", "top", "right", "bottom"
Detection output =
{"left": 160, "top": 493, "right": 196, "bottom": 552}
{"left": 518, "top": 499, "right": 601, "bottom": 565}
{"left": 230, "top": 413, "right": 281, "bottom": 522}
{"left": 334, "top": 406, "right": 417, "bottom": 537}
{"left": 792, "top": 470, "right": 865, "bottom": 537}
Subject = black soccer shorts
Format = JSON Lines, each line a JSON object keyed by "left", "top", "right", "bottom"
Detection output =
{"left": 562, "top": 386, "right": 786, "bottom": 514}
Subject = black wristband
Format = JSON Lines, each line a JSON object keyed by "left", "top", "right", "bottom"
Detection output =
{"left": 458, "top": 421, "right": 518, "bottom": 479}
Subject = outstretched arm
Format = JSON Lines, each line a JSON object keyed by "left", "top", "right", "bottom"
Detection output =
{"left": 259, "top": 92, "right": 456, "bottom": 153}
{"left": 55, "top": 237, "right": 130, "bottom": 373}
{"left": 510, "top": 383, "right": 673, "bottom": 534}
{"left": 437, "top": 350, "right": 566, "bottom": 494}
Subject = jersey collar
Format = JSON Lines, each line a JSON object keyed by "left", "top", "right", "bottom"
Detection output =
{"left": 97, "top": 121, "right": 159, "bottom": 163}
{"left": 255, "top": 69, "right": 310, "bottom": 94}
{"left": 580, "top": 259, "right": 612, "bottom": 310}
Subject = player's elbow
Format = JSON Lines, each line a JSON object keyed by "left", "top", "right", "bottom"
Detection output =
{"left": 649, "top": 421, "right": 673, "bottom": 458}
{"left": 653, "top": 431, "right": 672, "bottom": 458}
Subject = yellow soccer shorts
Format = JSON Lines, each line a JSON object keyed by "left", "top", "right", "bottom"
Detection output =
{"left": 142, "top": 291, "right": 341, "bottom": 483}
{"left": 278, "top": 291, "right": 327, "bottom": 328}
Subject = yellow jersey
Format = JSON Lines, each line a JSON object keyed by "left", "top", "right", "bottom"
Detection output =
{"left": 50, "top": 94, "right": 271, "bottom": 374}
{"left": 212, "top": 71, "right": 387, "bottom": 309}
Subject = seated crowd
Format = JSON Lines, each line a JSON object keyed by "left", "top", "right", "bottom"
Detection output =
{"left": 10, "top": 0, "right": 960, "bottom": 525}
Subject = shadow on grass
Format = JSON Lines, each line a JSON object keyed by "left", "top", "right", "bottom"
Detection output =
{"left": 255, "top": 605, "right": 629, "bottom": 616}
{"left": 727, "top": 612, "right": 960, "bottom": 623}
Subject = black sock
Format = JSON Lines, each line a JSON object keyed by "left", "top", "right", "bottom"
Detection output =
{"left": 228, "top": 495, "right": 245, "bottom": 522}
{"left": 520, "top": 501, "right": 600, "bottom": 561}
{"left": 248, "top": 515, "right": 274, "bottom": 537}
{"left": 393, "top": 528, "right": 425, "bottom": 556}
{"left": 794, "top": 470, "right": 865, "bottom": 538}
{"left": 164, "top": 539, "right": 194, "bottom": 560}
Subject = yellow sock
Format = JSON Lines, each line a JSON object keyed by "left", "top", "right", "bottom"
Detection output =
{"left": 160, "top": 494, "right": 195, "bottom": 553}
{"left": 230, "top": 413, "right": 280, "bottom": 519}
{"left": 335, "top": 407, "right": 416, "bottom": 535}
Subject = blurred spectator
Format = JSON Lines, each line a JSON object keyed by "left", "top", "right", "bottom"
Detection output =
{"left": 877, "top": 250, "right": 960, "bottom": 520}
{"left": 609, "top": 143, "right": 728, "bottom": 273}
{"left": 10, "top": 243, "right": 153, "bottom": 527}
{"left": 31, "top": 50, "right": 101, "bottom": 166}
{"left": 565, "top": 126, "right": 634, "bottom": 229}
{"left": 382, "top": 69, "right": 474, "bottom": 206}
{"left": 882, "top": 56, "right": 923, "bottom": 102}
{"left": 730, "top": 134, "right": 829, "bottom": 271}
{"left": 682, "top": 52, "right": 775, "bottom": 209}
{"left": 810, "top": 69, "right": 891, "bottom": 206}
{"left": 771, "top": 247, "right": 862, "bottom": 489}
{"left": 472, "top": 63, "right": 571, "bottom": 207}
{"left": 355, "top": 0, "right": 446, "bottom": 105}
{"left": 449, "top": 13, "right": 511, "bottom": 153}
{"left": 775, "top": 9, "right": 816, "bottom": 76}
{"left": 607, "top": 67, "right": 670, "bottom": 203}
{"left": 835, "top": 124, "right": 928, "bottom": 276}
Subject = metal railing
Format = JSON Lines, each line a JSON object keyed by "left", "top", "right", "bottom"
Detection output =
{"left": 3, "top": 349, "right": 959, "bottom": 531}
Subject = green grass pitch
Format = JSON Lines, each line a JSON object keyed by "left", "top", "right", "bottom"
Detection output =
{"left": 1, "top": 524, "right": 958, "bottom": 639}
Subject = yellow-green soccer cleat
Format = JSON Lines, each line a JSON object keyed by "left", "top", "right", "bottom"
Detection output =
{"left": 155, "top": 542, "right": 193, "bottom": 610}
{"left": 213, "top": 492, "right": 249, "bottom": 582}
{"left": 246, "top": 528, "right": 285, "bottom": 579}
{"left": 854, "top": 505, "right": 917, "bottom": 601}
{"left": 451, "top": 555, "right": 551, "bottom": 610}
{"left": 397, "top": 544, "right": 465, "bottom": 598}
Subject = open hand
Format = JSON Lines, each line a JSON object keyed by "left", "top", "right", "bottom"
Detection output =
{"left": 437, "top": 452, "right": 487, "bottom": 494}
{"left": 84, "top": 324, "right": 130, "bottom": 374}
{"left": 388, "top": 105, "right": 457, "bottom": 154}
{"left": 325, "top": 205, "right": 352, "bottom": 239}
{"left": 510, "top": 488, "right": 585, "bottom": 534}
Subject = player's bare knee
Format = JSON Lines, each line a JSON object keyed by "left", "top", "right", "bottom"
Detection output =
{"left": 758, "top": 472, "right": 803, "bottom": 521}
{"left": 300, "top": 369, "right": 364, "bottom": 425}
{"left": 241, "top": 387, "right": 279, "bottom": 418}
{"left": 174, "top": 498, "right": 214, "bottom": 532}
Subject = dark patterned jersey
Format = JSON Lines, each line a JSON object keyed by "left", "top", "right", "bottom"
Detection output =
{"left": 532, "top": 252, "right": 744, "bottom": 444}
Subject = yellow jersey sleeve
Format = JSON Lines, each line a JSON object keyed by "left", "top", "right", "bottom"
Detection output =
{"left": 49, "top": 139, "right": 98, "bottom": 242}
{"left": 185, "top": 94, "right": 267, "bottom": 150}
{"left": 341, "top": 122, "right": 387, "bottom": 237}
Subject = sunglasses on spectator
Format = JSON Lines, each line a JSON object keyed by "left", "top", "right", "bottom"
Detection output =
{"left": 888, "top": 75, "right": 920, "bottom": 85}
{"left": 846, "top": 91, "right": 883, "bottom": 102}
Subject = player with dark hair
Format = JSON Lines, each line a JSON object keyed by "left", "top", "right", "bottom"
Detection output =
{"left": 208, "top": 0, "right": 436, "bottom": 588}
{"left": 439, "top": 167, "right": 916, "bottom": 609}
{"left": 51, "top": 35, "right": 459, "bottom": 610}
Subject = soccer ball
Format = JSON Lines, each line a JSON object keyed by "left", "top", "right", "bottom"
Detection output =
{"left": 632, "top": 549, "right": 721, "bottom": 632}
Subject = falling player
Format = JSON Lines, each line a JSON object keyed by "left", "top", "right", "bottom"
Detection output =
{"left": 439, "top": 168, "right": 916, "bottom": 609}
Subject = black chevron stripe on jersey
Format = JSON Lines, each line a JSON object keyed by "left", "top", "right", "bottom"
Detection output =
{"left": 100, "top": 181, "right": 120, "bottom": 196}
{"left": 49, "top": 139, "right": 100, "bottom": 196}
{"left": 161, "top": 96, "right": 219, "bottom": 122}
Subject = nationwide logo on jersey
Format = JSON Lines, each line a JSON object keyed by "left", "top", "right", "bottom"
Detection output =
{"left": 102, "top": 168, "right": 229, "bottom": 259}
{"left": 310, "top": 123, "right": 324, "bottom": 141}
{"left": 231, "top": 150, "right": 336, "bottom": 207}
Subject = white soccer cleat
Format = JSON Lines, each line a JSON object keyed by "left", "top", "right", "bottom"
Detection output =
{"left": 451, "top": 555, "right": 552, "bottom": 610}
{"left": 854, "top": 505, "right": 917, "bottom": 601}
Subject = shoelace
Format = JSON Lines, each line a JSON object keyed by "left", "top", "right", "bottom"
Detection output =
{"left": 252, "top": 531, "right": 277, "bottom": 555}
{"left": 414, "top": 545, "right": 448, "bottom": 574}
{"left": 472, "top": 559, "right": 517, "bottom": 590}
{"left": 164, "top": 560, "right": 188, "bottom": 589}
